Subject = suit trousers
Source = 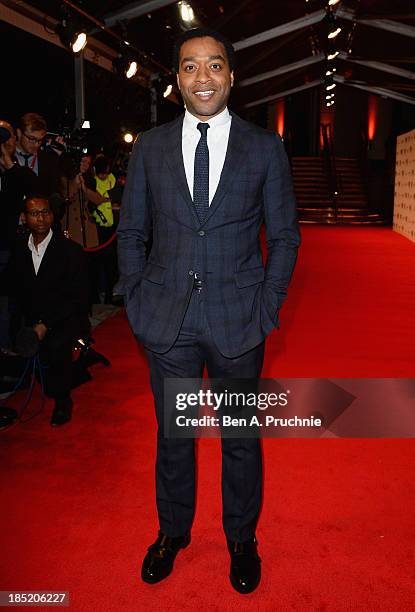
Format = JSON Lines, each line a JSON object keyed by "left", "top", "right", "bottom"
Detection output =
{"left": 145, "top": 287, "right": 265, "bottom": 542}
{"left": 38, "top": 334, "right": 73, "bottom": 400}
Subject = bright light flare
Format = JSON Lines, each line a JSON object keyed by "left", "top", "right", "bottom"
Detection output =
{"left": 72, "top": 32, "right": 87, "bottom": 53}
{"left": 163, "top": 84, "right": 173, "bottom": 98}
{"left": 328, "top": 27, "right": 342, "bottom": 39}
{"left": 126, "top": 61, "right": 138, "bottom": 79}
{"left": 179, "top": 2, "right": 194, "bottom": 22}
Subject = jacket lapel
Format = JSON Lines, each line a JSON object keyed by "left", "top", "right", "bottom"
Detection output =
{"left": 202, "top": 112, "right": 250, "bottom": 226}
{"left": 35, "top": 232, "right": 57, "bottom": 281}
{"left": 164, "top": 115, "right": 200, "bottom": 226}
{"left": 163, "top": 111, "right": 250, "bottom": 227}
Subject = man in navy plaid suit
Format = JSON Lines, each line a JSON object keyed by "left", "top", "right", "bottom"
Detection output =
{"left": 117, "top": 27, "right": 300, "bottom": 593}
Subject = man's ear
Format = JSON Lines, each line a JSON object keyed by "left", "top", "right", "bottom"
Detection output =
{"left": 176, "top": 72, "right": 181, "bottom": 92}
{"left": 230, "top": 71, "right": 234, "bottom": 88}
{"left": 16, "top": 128, "right": 22, "bottom": 141}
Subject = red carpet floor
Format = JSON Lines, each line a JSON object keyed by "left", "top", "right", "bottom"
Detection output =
{"left": 1, "top": 226, "right": 415, "bottom": 611}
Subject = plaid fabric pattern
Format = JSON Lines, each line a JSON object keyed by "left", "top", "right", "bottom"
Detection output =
{"left": 117, "top": 112, "right": 301, "bottom": 358}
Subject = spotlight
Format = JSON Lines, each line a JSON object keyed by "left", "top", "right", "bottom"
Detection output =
{"left": 326, "top": 83, "right": 336, "bottom": 90}
{"left": 328, "top": 0, "right": 341, "bottom": 5}
{"left": 163, "top": 84, "right": 173, "bottom": 98}
{"left": 326, "top": 68, "right": 337, "bottom": 76}
{"left": 325, "top": 94, "right": 334, "bottom": 99}
{"left": 327, "top": 51, "right": 339, "bottom": 60}
{"left": 113, "top": 55, "right": 139, "bottom": 79}
{"left": 179, "top": 1, "right": 195, "bottom": 23}
{"left": 328, "top": 26, "right": 342, "bottom": 39}
{"left": 126, "top": 61, "right": 138, "bottom": 79}
{"left": 81, "top": 120, "right": 90, "bottom": 129}
{"left": 55, "top": 20, "right": 87, "bottom": 53}
{"left": 123, "top": 133, "right": 134, "bottom": 143}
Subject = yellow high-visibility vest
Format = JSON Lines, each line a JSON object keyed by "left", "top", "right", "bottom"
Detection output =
{"left": 93, "top": 173, "right": 116, "bottom": 227}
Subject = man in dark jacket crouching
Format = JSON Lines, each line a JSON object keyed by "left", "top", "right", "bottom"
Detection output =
{"left": 9, "top": 195, "right": 89, "bottom": 426}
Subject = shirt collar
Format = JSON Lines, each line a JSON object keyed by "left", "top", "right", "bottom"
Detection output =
{"left": 183, "top": 107, "right": 231, "bottom": 134}
{"left": 16, "top": 147, "right": 33, "bottom": 159}
{"left": 28, "top": 228, "right": 53, "bottom": 255}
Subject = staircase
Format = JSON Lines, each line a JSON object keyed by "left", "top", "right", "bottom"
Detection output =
{"left": 291, "top": 156, "right": 385, "bottom": 224}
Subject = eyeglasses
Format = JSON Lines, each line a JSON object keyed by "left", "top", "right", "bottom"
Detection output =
{"left": 23, "top": 132, "right": 45, "bottom": 145}
{"left": 26, "top": 209, "right": 52, "bottom": 218}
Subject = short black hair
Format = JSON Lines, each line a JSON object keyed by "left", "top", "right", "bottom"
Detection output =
{"left": 94, "top": 155, "right": 110, "bottom": 175}
{"left": 172, "top": 28, "right": 235, "bottom": 73}
{"left": 23, "top": 194, "right": 50, "bottom": 211}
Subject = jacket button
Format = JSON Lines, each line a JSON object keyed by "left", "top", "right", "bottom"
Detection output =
{"left": 198, "top": 230, "right": 205, "bottom": 237}
{"left": 189, "top": 270, "right": 194, "bottom": 276}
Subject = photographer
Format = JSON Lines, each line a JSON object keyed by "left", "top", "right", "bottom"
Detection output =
{"left": 9, "top": 195, "right": 90, "bottom": 426}
{"left": 0, "top": 120, "right": 37, "bottom": 349}
{"left": 15, "top": 113, "right": 60, "bottom": 198}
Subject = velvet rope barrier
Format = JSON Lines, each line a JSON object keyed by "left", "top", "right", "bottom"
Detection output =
{"left": 83, "top": 232, "right": 117, "bottom": 252}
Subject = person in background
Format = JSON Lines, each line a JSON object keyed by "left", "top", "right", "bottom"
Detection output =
{"left": 92, "top": 155, "right": 116, "bottom": 244}
{"left": 9, "top": 195, "right": 89, "bottom": 426}
{"left": 0, "top": 120, "right": 37, "bottom": 349}
{"left": 90, "top": 155, "right": 118, "bottom": 304}
{"left": 15, "top": 113, "right": 60, "bottom": 198}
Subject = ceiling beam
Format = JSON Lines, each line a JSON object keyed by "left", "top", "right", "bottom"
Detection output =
{"left": 233, "top": 9, "right": 326, "bottom": 51}
{"left": 244, "top": 79, "right": 323, "bottom": 108}
{"left": 334, "top": 75, "right": 415, "bottom": 106}
{"left": 336, "top": 7, "right": 415, "bottom": 38}
{"left": 0, "top": 0, "right": 117, "bottom": 72}
{"left": 338, "top": 52, "right": 415, "bottom": 81}
{"left": 239, "top": 53, "right": 325, "bottom": 88}
{"left": 104, "top": 0, "right": 177, "bottom": 27}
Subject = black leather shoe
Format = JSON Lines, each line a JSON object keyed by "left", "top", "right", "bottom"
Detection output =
{"left": 141, "top": 531, "right": 191, "bottom": 584}
{"left": 228, "top": 537, "right": 261, "bottom": 594}
{"left": 50, "top": 397, "right": 73, "bottom": 427}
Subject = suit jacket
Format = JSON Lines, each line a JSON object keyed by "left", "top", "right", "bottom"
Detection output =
{"left": 117, "top": 111, "right": 301, "bottom": 358}
{"left": 36, "top": 149, "right": 61, "bottom": 197}
{"left": 10, "top": 231, "right": 90, "bottom": 343}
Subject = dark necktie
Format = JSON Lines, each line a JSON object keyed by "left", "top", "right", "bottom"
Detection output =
{"left": 193, "top": 122, "right": 210, "bottom": 222}
{"left": 22, "top": 154, "right": 32, "bottom": 167}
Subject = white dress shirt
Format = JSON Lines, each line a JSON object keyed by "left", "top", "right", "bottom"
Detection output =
{"left": 28, "top": 229, "right": 53, "bottom": 275}
{"left": 15, "top": 148, "right": 39, "bottom": 175}
{"left": 182, "top": 106, "right": 232, "bottom": 204}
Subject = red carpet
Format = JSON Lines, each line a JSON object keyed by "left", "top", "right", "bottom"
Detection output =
{"left": 1, "top": 226, "right": 415, "bottom": 610}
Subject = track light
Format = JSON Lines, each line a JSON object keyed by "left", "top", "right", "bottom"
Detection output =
{"left": 328, "top": 0, "right": 341, "bottom": 5}
{"left": 55, "top": 19, "right": 87, "bottom": 53}
{"left": 126, "top": 61, "right": 138, "bottom": 79}
{"left": 326, "top": 83, "right": 336, "bottom": 91}
{"left": 179, "top": 2, "right": 195, "bottom": 23}
{"left": 326, "top": 68, "right": 337, "bottom": 76}
{"left": 328, "top": 26, "right": 342, "bottom": 39}
{"left": 113, "top": 55, "right": 139, "bottom": 79}
{"left": 163, "top": 84, "right": 173, "bottom": 98}
{"left": 327, "top": 51, "right": 339, "bottom": 60}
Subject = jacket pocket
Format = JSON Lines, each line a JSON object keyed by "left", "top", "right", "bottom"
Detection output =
{"left": 142, "top": 261, "right": 167, "bottom": 285}
{"left": 235, "top": 266, "right": 264, "bottom": 288}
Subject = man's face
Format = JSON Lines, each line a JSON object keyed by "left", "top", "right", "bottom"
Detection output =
{"left": 17, "top": 126, "right": 47, "bottom": 155}
{"left": 176, "top": 36, "right": 234, "bottom": 121}
{"left": 24, "top": 198, "right": 53, "bottom": 237}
